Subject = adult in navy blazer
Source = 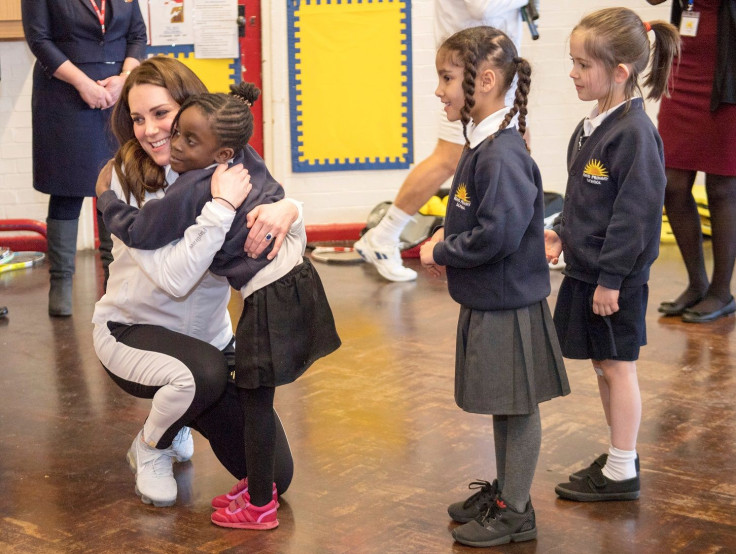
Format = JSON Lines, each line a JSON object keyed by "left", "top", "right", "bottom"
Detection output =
{"left": 22, "top": 0, "right": 147, "bottom": 316}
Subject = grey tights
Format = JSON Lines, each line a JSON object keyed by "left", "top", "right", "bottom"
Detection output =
{"left": 492, "top": 410, "right": 541, "bottom": 513}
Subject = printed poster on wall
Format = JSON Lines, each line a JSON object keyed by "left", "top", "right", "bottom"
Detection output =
{"left": 144, "top": 0, "right": 195, "bottom": 46}
{"left": 192, "top": 0, "right": 238, "bottom": 59}
{"left": 138, "top": 0, "right": 237, "bottom": 55}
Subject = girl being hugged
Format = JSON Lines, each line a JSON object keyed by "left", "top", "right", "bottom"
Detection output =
{"left": 99, "top": 83, "right": 341, "bottom": 529}
{"left": 546, "top": 8, "right": 679, "bottom": 502}
{"left": 420, "top": 26, "right": 569, "bottom": 548}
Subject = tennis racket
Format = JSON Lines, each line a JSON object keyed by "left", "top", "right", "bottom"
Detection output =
{"left": 307, "top": 241, "right": 364, "bottom": 265}
{"left": 0, "top": 251, "right": 46, "bottom": 274}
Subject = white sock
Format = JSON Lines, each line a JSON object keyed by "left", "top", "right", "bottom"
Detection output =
{"left": 370, "top": 204, "right": 412, "bottom": 245}
{"left": 602, "top": 445, "right": 637, "bottom": 481}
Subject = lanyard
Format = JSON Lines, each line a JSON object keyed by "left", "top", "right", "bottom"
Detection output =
{"left": 88, "top": 0, "right": 106, "bottom": 34}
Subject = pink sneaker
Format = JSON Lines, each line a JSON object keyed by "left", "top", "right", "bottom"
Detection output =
{"left": 211, "top": 495, "right": 279, "bottom": 530}
{"left": 211, "top": 478, "right": 278, "bottom": 509}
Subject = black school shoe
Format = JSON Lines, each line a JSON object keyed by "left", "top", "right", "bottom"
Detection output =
{"left": 447, "top": 479, "right": 499, "bottom": 523}
{"left": 556, "top": 464, "right": 639, "bottom": 501}
{"left": 658, "top": 296, "right": 703, "bottom": 316}
{"left": 681, "top": 296, "right": 736, "bottom": 323}
{"left": 452, "top": 497, "right": 537, "bottom": 548}
{"left": 568, "top": 453, "right": 640, "bottom": 481}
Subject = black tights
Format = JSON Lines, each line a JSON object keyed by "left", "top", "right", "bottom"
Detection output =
{"left": 663, "top": 169, "right": 736, "bottom": 311}
{"left": 238, "top": 386, "right": 276, "bottom": 506}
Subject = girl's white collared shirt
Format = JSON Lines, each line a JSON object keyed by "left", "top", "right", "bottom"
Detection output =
{"left": 469, "top": 106, "right": 518, "bottom": 149}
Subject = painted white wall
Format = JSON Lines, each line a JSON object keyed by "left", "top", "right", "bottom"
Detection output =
{"left": 0, "top": 0, "right": 671, "bottom": 247}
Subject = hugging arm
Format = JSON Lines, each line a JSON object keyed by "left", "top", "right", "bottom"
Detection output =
{"left": 104, "top": 167, "right": 236, "bottom": 297}
{"left": 100, "top": 164, "right": 249, "bottom": 250}
{"left": 245, "top": 199, "right": 302, "bottom": 260}
{"left": 98, "top": 180, "right": 207, "bottom": 249}
{"left": 238, "top": 146, "right": 300, "bottom": 260}
{"left": 128, "top": 202, "right": 236, "bottom": 297}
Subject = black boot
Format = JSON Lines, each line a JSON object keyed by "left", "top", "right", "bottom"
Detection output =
{"left": 46, "top": 218, "right": 78, "bottom": 317}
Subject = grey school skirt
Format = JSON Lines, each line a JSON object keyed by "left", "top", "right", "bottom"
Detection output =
{"left": 234, "top": 258, "right": 341, "bottom": 389}
{"left": 455, "top": 299, "right": 570, "bottom": 415}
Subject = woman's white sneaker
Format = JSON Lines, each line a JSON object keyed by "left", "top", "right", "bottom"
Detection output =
{"left": 171, "top": 426, "right": 194, "bottom": 463}
{"left": 126, "top": 430, "right": 177, "bottom": 507}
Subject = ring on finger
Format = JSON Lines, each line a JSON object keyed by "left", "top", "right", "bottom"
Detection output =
{"left": 265, "top": 232, "right": 273, "bottom": 241}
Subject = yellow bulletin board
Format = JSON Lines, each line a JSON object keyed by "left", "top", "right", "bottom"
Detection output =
{"left": 287, "top": 0, "right": 413, "bottom": 172}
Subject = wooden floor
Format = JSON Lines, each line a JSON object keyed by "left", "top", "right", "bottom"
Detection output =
{"left": 1, "top": 242, "right": 735, "bottom": 553}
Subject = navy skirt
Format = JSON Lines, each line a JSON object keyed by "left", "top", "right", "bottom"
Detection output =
{"left": 553, "top": 276, "right": 648, "bottom": 362}
{"left": 234, "top": 258, "right": 341, "bottom": 389}
{"left": 31, "top": 61, "right": 120, "bottom": 197}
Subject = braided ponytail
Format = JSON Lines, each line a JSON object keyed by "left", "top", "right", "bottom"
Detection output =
{"left": 460, "top": 47, "right": 479, "bottom": 146}
{"left": 503, "top": 56, "right": 531, "bottom": 147}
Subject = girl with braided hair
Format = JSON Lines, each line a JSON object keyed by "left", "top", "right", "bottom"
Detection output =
{"left": 546, "top": 8, "right": 679, "bottom": 503}
{"left": 419, "top": 26, "right": 569, "bottom": 548}
{"left": 99, "top": 82, "right": 340, "bottom": 530}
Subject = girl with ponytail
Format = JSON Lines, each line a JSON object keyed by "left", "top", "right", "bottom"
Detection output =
{"left": 547, "top": 8, "right": 680, "bottom": 504}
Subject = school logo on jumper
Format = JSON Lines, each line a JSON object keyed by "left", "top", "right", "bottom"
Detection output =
{"left": 583, "top": 159, "right": 609, "bottom": 184}
{"left": 454, "top": 183, "right": 471, "bottom": 209}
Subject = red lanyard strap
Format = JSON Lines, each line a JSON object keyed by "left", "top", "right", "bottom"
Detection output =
{"left": 89, "top": 0, "right": 106, "bottom": 34}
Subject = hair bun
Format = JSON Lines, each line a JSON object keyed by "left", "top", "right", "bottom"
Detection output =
{"left": 229, "top": 82, "right": 261, "bottom": 106}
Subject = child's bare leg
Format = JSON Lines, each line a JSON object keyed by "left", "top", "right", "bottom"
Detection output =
{"left": 592, "top": 360, "right": 611, "bottom": 427}
{"left": 599, "top": 359, "right": 640, "bottom": 480}
{"left": 599, "top": 360, "right": 640, "bottom": 449}
{"left": 555, "top": 358, "right": 641, "bottom": 501}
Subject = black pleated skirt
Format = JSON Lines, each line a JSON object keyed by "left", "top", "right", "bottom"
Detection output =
{"left": 234, "top": 258, "right": 341, "bottom": 389}
{"left": 455, "top": 299, "right": 570, "bottom": 415}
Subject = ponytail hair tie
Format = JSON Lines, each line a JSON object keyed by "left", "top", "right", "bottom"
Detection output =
{"left": 513, "top": 56, "right": 523, "bottom": 65}
{"left": 233, "top": 95, "right": 252, "bottom": 107}
{"left": 643, "top": 21, "right": 651, "bottom": 32}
